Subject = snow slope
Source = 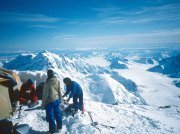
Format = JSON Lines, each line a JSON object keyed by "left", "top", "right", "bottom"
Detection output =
{"left": 2, "top": 49, "right": 180, "bottom": 133}
{"left": 12, "top": 101, "right": 180, "bottom": 134}
{"left": 86, "top": 74, "right": 145, "bottom": 105}
{"left": 117, "top": 62, "right": 180, "bottom": 106}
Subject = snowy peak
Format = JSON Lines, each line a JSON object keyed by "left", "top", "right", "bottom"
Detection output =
{"left": 3, "top": 50, "right": 104, "bottom": 74}
{"left": 32, "top": 50, "right": 63, "bottom": 70}
{"left": 3, "top": 52, "right": 35, "bottom": 70}
{"left": 37, "top": 50, "right": 59, "bottom": 59}
{"left": 3, "top": 51, "right": 64, "bottom": 71}
{"left": 3, "top": 50, "right": 147, "bottom": 105}
{"left": 42, "top": 50, "right": 48, "bottom": 53}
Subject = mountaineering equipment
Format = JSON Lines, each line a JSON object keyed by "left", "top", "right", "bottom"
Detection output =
{"left": 87, "top": 111, "right": 115, "bottom": 133}
{"left": 60, "top": 100, "right": 77, "bottom": 117}
{"left": 87, "top": 111, "right": 101, "bottom": 133}
{"left": 0, "top": 68, "right": 21, "bottom": 119}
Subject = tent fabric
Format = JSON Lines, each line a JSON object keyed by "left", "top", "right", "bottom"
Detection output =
{"left": 0, "top": 68, "right": 22, "bottom": 119}
{"left": 0, "top": 85, "right": 12, "bottom": 119}
{"left": 0, "top": 68, "right": 21, "bottom": 91}
{"left": 0, "top": 78, "right": 14, "bottom": 102}
{"left": 12, "top": 73, "right": 21, "bottom": 91}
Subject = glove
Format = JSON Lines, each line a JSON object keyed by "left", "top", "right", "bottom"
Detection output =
{"left": 27, "top": 100, "right": 31, "bottom": 104}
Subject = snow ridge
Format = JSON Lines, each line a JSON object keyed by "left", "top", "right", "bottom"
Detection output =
{"left": 4, "top": 50, "right": 146, "bottom": 105}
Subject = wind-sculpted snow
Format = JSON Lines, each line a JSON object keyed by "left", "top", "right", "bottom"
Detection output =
{"left": 86, "top": 74, "right": 116, "bottom": 104}
{"left": 17, "top": 71, "right": 47, "bottom": 86}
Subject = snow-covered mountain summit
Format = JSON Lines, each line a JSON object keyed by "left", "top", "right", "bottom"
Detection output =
{"left": 2, "top": 49, "right": 180, "bottom": 133}
{"left": 3, "top": 52, "right": 36, "bottom": 70}
{"left": 4, "top": 50, "right": 108, "bottom": 74}
{"left": 3, "top": 50, "right": 146, "bottom": 105}
{"left": 4, "top": 50, "right": 64, "bottom": 71}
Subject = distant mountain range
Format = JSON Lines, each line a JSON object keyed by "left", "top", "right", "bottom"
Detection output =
{"left": 148, "top": 54, "right": 180, "bottom": 78}
{"left": 3, "top": 50, "right": 146, "bottom": 105}
{"left": 2, "top": 49, "right": 180, "bottom": 104}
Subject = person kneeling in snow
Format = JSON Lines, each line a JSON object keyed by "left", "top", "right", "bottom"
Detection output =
{"left": 19, "top": 79, "right": 38, "bottom": 106}
{"left": 42, "top": 69, "right": 62, "bottom": 134}
{"left": 62, "top": 77, "right": 84, "bottom": 114}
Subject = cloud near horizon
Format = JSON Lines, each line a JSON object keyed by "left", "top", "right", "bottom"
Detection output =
{"left": 54, "top": 29, "right": 180, "bottom": 47}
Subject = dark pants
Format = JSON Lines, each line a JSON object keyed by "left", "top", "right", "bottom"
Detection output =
{"left": 46, "top": 99, "right": 62, "bottom": 133}
{"left": 73, "top": 92, "right": 84, "bottom": 112}
{"left": 0, "top": 119, "right": 13, "bottom": 134}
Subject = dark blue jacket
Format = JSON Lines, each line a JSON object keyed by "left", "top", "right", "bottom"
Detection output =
{"left": 64, "top": 81, "right": 83, "bottom": 98}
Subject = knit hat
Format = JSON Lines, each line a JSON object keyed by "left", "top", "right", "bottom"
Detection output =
{"left": 63, "top": 77, "right": 72, "bottom": 84}
{"left": 47, "top": 69, "right": 54, "bottom": 77}
{"left": 27, "top": 79, "right": 33, "bottom": 85}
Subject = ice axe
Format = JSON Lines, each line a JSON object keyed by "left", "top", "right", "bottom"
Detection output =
{"left": 90, "top": 122, "right": 115, "bottom": 129}
{"left": 88, "top": 111, "right": 115, "bottom": 130}
{"left": 17, "top": 105, "right": 22, "bottom": 119}
{"left": 87, "top": 112, "right": 101, "bottom": 133}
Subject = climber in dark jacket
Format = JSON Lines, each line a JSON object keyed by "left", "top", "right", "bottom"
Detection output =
{"left": 62, "top": 77, "right": 84, "bottom": 113}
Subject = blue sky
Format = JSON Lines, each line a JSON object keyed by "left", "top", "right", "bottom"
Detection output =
{"left": 0, "top": 0, "right": 180, "bottom": 51}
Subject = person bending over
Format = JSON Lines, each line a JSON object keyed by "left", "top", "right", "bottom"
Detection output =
{"left": 62, "top": 77, "right": 84, "bottom": 113}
